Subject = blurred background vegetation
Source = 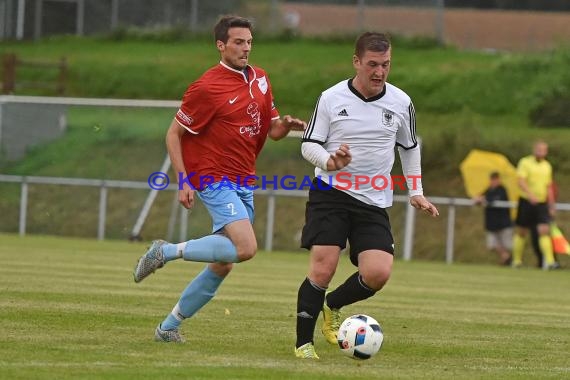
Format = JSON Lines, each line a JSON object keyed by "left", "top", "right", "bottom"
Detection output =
{"left": 0, "top": 31, "right": 568, "bottom": 266}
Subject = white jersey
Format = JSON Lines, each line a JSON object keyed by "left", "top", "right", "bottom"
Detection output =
{"left": 302, "top": 79, "right": 419, "bottom": 208}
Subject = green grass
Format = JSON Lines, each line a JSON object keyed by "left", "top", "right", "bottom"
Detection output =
{"left": 0, "top": 234, "right": 569, "bottom": 379}
{"left": 2, "top": 37, "right": 570, "bottom": 180}
{"left": 1, "top": 36, "right": 569, "bottom": 125}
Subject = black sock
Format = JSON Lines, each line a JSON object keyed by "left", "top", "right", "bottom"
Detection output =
{"left": 296, "top": 277, "right": 326, "bottom": 348}
{"left": 326, "top": 272, "right": 376, "bottom": 310}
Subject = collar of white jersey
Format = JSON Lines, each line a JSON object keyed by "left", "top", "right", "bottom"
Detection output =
{"left": 348, "top": 78, "right": 387, "bottom": 102}
{"left": 219, "top": 61, "right": 256, "bottom": 83}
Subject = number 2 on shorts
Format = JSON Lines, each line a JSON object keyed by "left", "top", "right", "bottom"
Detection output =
{"left": 226, "top": 202, "right": 237, "bottom": 216}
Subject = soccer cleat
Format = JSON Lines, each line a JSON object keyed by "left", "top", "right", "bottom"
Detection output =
{"left": 133, "top": 240, "right": 167, "bottom": 283}
{"left": 155, "top": 324, "right": 185, "bottom": 343}
{"left": 501, "top": 256, "right": 512, "bottom": 266}
{"left": 543, "top": 262, "right": 561, "bottom": 271}
{"left": 321, "top": 302, "right": 342, "bottom": 345}
{"left": 294, "top": 343, "right": 319, "bottom": 359}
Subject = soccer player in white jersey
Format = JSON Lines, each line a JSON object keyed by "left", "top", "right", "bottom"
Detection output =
{"left": 294, "top": 32, "right": 439, "bottom": 359}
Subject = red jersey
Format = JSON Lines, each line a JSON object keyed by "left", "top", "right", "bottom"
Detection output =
{"left": 175, "top": 62, "right": 280, "bottom": 190}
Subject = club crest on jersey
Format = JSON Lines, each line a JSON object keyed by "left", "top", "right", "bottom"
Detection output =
{"left": 382, "top": 110, "right": 394, "bottom": 127}
{"left": 257, "top": 76, "right": 268, "bottom": 95}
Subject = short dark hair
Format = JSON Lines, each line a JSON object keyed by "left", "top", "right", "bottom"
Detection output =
{"left": 490, "top": 171, "right": 500, "bottom": 179}
{"left": 354, "top": 32, "right": 391, "bottom": 58}
{"left": 214, "top": 15, "right": 253, "bottom": 44}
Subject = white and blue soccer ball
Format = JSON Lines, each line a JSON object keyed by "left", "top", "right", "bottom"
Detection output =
{"left": 337, "top": 314, "right": 384, "bottom": 360}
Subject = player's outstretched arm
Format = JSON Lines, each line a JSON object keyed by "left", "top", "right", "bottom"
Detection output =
{"left": 410, "top": 195, "right": 439, "bottom": 217}
{"left": 268, "top": 115, "right": 306, "bottom": 140}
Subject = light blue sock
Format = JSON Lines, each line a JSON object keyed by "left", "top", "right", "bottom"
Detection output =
{"left": 162, "top": 235, "right": 238, "bottom": 263}
{"left": 160, "top": 266, "right": 224, "bottom": 330}
{"left": 184, "top": 235, "right": 238, "bottom": 263}
{"left": 162, "top": 243, "right": 180, "bottom": 262}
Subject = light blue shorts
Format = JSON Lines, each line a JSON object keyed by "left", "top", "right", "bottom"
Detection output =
{"left": 197, "top": 181, "right": 254, "bottom": 233}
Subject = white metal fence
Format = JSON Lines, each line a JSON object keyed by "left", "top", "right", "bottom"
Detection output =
{"left": 1, "top": 95, "right": 569, "bottom": 263}
{"left": 1, "top": 173, "right": 570, "bottom": 263}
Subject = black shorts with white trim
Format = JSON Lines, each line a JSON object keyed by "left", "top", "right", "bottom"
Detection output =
{"left": 301, "top": 178, "right": 394, "bottom": 266}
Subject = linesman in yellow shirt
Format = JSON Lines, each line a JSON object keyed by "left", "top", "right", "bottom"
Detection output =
{"left": 512, "top": 140, "right": 558, "bottom": 270}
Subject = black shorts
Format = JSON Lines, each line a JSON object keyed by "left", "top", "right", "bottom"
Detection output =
{"left": 301, "top": 179, "right": 394, "bottom": 266}
{"left": 515, "top": 198, "right": 550, "bottom": 227}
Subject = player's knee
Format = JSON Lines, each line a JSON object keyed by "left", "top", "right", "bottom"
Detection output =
{"left": 361, "top": 267, "right": 391, "bottom": 291}
{"left": 310, "top": 266, "right": 336, "bottom": 287}
{"left": 210, "top": 262, "right": 233, "bottom": 277}
{"left": 537, "top": 224, "right": 549, "bottom": 236}
{"left": 236, "top": 240, "right": 257, "bottom": 262}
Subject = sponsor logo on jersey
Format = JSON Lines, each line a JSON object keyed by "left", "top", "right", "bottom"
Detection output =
{"left": 239, "top": 102, "right": 262, "bottom": 137}
{"left": 176, "top": 109, "right": 194, "bottom": 126}
{"left": 338, "top": 108, "right": 349, "bottom": 116}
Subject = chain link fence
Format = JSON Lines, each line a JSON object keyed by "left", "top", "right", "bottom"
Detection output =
{"left": 1, "top": 0, "right": 250, "bottom": 40}
{"left": 1, "top": 1, "right": 569, "bottom": 50}
{"left": 0, "top": 0, "right": 444, "bottom": 41}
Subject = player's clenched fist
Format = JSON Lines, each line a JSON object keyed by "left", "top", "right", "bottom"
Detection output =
{"left": 328, "top": 143, "right": 352, "bottom": 171}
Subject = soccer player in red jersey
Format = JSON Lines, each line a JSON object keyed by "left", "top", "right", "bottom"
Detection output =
{"left": 133, "top": 15, "right": 305, "bottom": 343}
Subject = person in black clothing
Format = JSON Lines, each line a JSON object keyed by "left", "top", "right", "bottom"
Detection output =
{"left": 530, "top": 225, "right": 543, "bottom": 267}
{"left": 474, "top": 172, "right": 513, "bottom": 265}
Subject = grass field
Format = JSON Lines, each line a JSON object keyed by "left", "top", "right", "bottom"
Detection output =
{"left": 0, "top": 234, "right": 568, "bottom": 379}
